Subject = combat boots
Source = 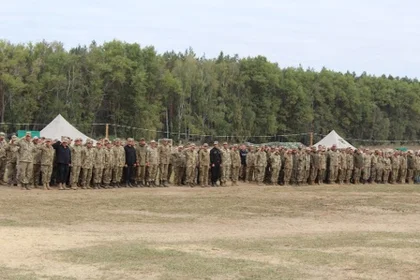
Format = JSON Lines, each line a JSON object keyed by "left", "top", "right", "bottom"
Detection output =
{"left": 162, "top": 180, "right": 168, "bottom": 187}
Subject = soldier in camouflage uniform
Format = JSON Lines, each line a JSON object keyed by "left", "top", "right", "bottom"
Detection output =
{"left": 370, "top": 150, "right": 379, "bottom": 184}
{"left": 93, "top": 141, "right": 105, "bottom": 189}
{"left": 295, "top": 149, "right": 306, "bottom": 186}
{"left": 5, "top": 135, "right": 19, "bottom": 186}
{"left": 220, "top": 142, "right": 231, "bottom": 186}
{"left": 39, "top": 138, "right": 55, "bottom": 190}
{"left": 309, "top": 146, "right": 319, "bottom": 185}
{"left": 112, "top": 139, "right": 125, "bottom": 187}
{"left": 184, "top": 143, "right": 197, "bottom": 187}
{"left": 198, "top": 143, "right": 210, "bottom": 187}
{"left": 246, "top": 146, "right": 255, "bottom": 183}
{"left": 346, "top": 148, "right": 354, "bottom": 184}
{"left": 32, "top": 137, "right": 42, "bottom": 188}
{"left": 407, "top": 150, "right": 415, "bottom": 184}
{"left": 255, "top": 146, "right": 267, "bottom": 186}
{"left": 173, "top": 145, "right": 185, "bottom": 186}
{"left": 270, "top": 147, "right": 281, "bottom": 185}
{"left": 375, "top": 151, "right": 384, "bottom": 183}
{"left": 398, "top": 152, "right": 407, "bottom": 184}
{"left": 231, "top": 144, "right": 241, "bottom": 186}
{"left": 0, "top": 132, "right": 7, "bottom": 184}
{"left": 16, "top": 132, "right": 37, "bottom": 190}
{"left": 338, "top": 149, "right": 347, "bottom": 185}
{"left": 318, "top": 147, "right": 327, "bottom": 184}
{"left": 70, "top": 138, "right": 83, "bottom": 190}
{"left": 283, "top": 149, "right": 293, "bottom": 185}
{"left": 158, "top": 139, "right": 171, "bottom": 187}
{"left": 135, "top": 138, "right": 148, "bottom": 186}
{"left": 328, "top": 145, "right": 340, "bottom": 184}
{"left": 383, "top": 153, "right": 392, "bottom": 183}
{"left": 102, "top": 141, "right": 114, "bottom": 188}
{"left": 147, "top": 140, "right": 159, "bottom": 187}
{"left": 390, "top": 152, "right": 400, "bottom": 184}
{"left": 362, "top": 149, "right": 372, "bottom": 184}
{"left": 353, "top": 149, "right": 364, "bottom": 184}
{"left": 81, "top": 139, "right": 95, "bottom": 189}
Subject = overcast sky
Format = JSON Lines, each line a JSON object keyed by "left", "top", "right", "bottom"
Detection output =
{"left": 1, "top": 0, "right": 419, "bottom": 78}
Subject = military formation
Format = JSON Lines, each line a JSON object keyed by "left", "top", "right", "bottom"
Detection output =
{"left": 1, "top": 132, "right": 420, "bottom": 190}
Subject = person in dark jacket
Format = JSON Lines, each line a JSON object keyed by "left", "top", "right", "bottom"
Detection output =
{"left": 124, "top": 138, "right": 137, "bottom": 187}
{"left": 239, "top": 145, "right": 248, "bottom": 181}
{"left": 210, "top": 141, "right": 222, "bottom": 186}
{"left": 52, "top": 137, "right": 72, "bottom": 190}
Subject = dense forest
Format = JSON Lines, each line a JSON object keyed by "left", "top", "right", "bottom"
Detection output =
{"left": 1, "top": 39, "right": 420, "bottom": 145}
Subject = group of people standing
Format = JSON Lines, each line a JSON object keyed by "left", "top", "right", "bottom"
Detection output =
{"left": 0, "top": 132, "right": 418, "bottom": 190}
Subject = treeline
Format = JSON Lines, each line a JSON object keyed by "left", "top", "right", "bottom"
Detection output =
{"left": 1, "top": 39, "right": 420, "bottom": 144}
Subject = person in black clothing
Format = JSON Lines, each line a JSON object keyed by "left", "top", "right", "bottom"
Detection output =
{"left": 210, "top": 141, "right": 222, "bottom": 186}
{"left": 52, "top": 137, "right": 72, "bottom": 190}
{"left": 239, "top": 145, "right": 248, "bottom": 181}
{"left": 124, "top": 138, "right": 137, "bottom": 187}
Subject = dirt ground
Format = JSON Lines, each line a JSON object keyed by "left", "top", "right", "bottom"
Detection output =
{"left": 0, "top": 183, "right": 420, "bottom": 280}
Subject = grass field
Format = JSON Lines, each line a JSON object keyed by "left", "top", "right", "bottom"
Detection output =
{"left": 0, "top": 183, "right": 419, "bottom": 280}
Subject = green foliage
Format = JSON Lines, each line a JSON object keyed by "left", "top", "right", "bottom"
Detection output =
{"left": 0, "top": 39, "right": 419, "bottom": 143}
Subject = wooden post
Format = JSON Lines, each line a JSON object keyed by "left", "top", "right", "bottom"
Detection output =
{"left": 105, "top": 123, "right": 109, "bottom": 139}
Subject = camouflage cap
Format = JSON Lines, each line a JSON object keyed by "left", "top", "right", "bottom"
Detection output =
{"left": 203, "top": 143, "right": 209, "bottom": 147}
{"left": 62, "top": 138, "right": 69, "bottom": 143}
{"left": 223, "top": 142, "right": 228, "bottom": 145}
{"left": 214, "top": 141, "right": 218, "bottom": 145}
{"left": 86, "top": 139, "right": 93, "bottom": 144}
{"left": 45, "top": 138, "right": 52, "bottom": 142}
{"left": 25, "top": 132, "right": 31, "bottom": 136}
{"left": 0, "top": 132, "right": 5, "bottom": 136}
{"left": 127, "top": 138, "right": 134, "bottom": 141}
{"left": 150, "top": 140, "right": 156, "bottom": 143}
{"left": 75, "top": 137, "right": 83, "bottom": 141}
{"left": 33, "top": 136, "right": 39, "bottom": 140}
{"left": 139, "top": 138, "right": 145, "bottom": 141}
{"left": 11, "top": 135, "right": 17, "bottom": 139}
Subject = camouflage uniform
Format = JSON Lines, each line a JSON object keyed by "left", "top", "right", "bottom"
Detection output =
{"left": 220, "top": 146, "right": 231, "bottom": 186}
{"left": 353, "top": 151, "right": 364, "bottom": 184}
{"left": 184, "top": 146, "right": 197, "bottom": 187}
{"left": 309, "top": 149, "right": 320, "bottom": 185}
{"left": 198, "top": 147, "right": 210, "bottom": 187}
{"left": 407, "top": 152, "right": 415, "bottom": 184}
{"left": 147, "top": 145, "right": 159, "bottom": 185}
{"left": 158, "top": 143, "right": 171, "bottom": 186}
{"left": 345, "top": 150, "right": 354, "bottom": 184}
{"left": 383, "top": 156, "right": 391, "bottom": 183}
{"left": 70, "top": 143, "right": 84, "bottom": 189}
{"left": 270, "top": 151, "right": 281, "bottom": 185}
{"left": 0, "top": 136, "right": 7, "bottom": 183}
{"left": 81, "top": 143, "right": 95, "bottom": 189}
{"left": 283, "top": 151, "right": 293, "bottom": 185}
{"left": 231, "top": 148, "right": 241, "bottom": 186}
{"left": 390, "top": 154, "right": 400, "bottom": 184}
{"left": 93, "top": 145, "right": 105, "bottom": 188}
{"left": 16, "top": 137, "right": 36, "bottom": 188}
{"left": 338, "top": 151, "right": 347, "bottom": 184}
{"left": 255, "top": 148, "right": 267, "bottom": 185}
{"left": 246, "top": 148, "right": 255, "bottom": 182}
{"left": 370, "top": 153, "right": 378, "bottom": 183}
{"left": 328, "top": 149, "right": 340, "bottom": 183}
{"left": 32, "top": 142, "right": 42, "bottom": 187}
{"left": 173, "top": 148, "right": 186, "bottom": 186}
{"left": 375, "top": 154, "right": 384, "bottom": 183}
{"left": 5, "top": 139, "right": 19, "bottom": 185}
{"left": 112, "top": 143, "right": 125, "bottom": 186}
{"left": 39, "top": 142, "right": 55, "bottom": 189}
{"left": 295, "top": 151, "right": 305, "bottom": 185}
{"left": 362, "top": 153, "right": 372, "bottom": 183}
{"left": 318, "top": 151, "right": 327, "bottom": 184}
{"left": 398, "top": 154, "right": 407, "bottom": 184}
{"left": 102, "top": 145, "right": 114, "bottom": 187}
{"left": 136, "top": 142, "right": 148, "bottom": 185}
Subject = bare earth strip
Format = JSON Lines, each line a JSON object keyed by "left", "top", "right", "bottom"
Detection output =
{"left": 0, "top": 183, "right": 419, "bottom": 279}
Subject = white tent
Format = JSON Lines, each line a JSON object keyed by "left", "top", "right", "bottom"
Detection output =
{"left": 314, "top": 130, "right": 355, "bottom": 149}
{"left": 40, "top": 114, "right": 94, "bottom": 143}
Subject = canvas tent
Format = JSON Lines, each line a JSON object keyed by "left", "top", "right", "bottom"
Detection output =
{"left": 314, "top": 130, "right": 355, "bottom": 149}
{"left": 40, "top": 114, "right": 94, "bottom": 143}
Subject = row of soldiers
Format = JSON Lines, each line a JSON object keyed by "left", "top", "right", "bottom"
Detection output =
{"left": 1, "top": 132, "right": 420, "bottom": 190}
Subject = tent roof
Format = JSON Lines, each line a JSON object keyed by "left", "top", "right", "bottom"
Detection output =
{"left": 314, "top": 130, "right": 355, "bottom": 149}
{"left": 40, "top": 114, "right": 94, "bottom": 143}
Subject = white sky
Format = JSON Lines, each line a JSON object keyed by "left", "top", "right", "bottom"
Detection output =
{"left": 1, "top": 0, "right": 419, "bottom": 78}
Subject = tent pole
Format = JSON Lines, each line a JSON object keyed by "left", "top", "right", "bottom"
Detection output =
{"left": 105, "top": 123, "right": 109, "bottom": 139}
{"left": 310, "top": 132, "right": 313, "bottom": 146}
